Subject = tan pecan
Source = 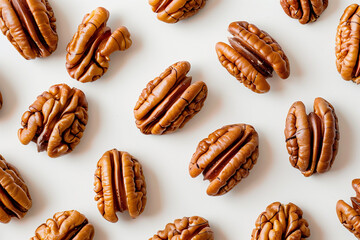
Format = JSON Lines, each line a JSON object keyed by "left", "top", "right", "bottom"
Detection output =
{"left": 134, "top": 61, "right": 207, "bottom": 135}
{"left": 18, "top": 83, "right": 88, "bottom": 158}
{"left": 0, "top": 0, "right": 57, "bottom": 59}
{"left": 251, "top": 202, "right": 310, "bottom": 240}
{"left": 0, "top": 154, "right": 31, "bottom": 223}
{"left": 66, "top": 7, "right": 132, "bottom": 83}
{"left": 280, "top": 0, "right": 328, "bottom": 24}
{"left": 189, "top": 124, "right": 259, "bottom": 196}
{"left": 30, "top": 210, "right": 94, "bottom": 240}
{"left": 215, "top": 21, "right": 290, "bottom": 93}
{"left": 149, "top": 0, "right": 207, "bottom": 23}
{"left": 150, "top": 216, "right": 214, "bottom": 240}
{"left": 284, "top": 97, "right": 339, "bottom": 177}
{"left": 94, "top": 149, "right": 146, "bottom": 222}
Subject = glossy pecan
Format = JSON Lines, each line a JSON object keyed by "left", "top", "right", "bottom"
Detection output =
{"left": 189, "top": 124, "right": 259, "bottom": 196}
{"left": 150, "top": 216, "right": 214, "bottom": 240}
{"left": 0, "top": 0, "right": 57, "bottom": 59}
{"left": 284, "top": 97, "right": 339, "bottom": 177}
{"left": 0, "top": 154, "right": 31, "bottom": 223}
{"left": 94, "top": 149, "right": 146, "bottom": 222}
{"left": 18, "top": 83, "right": 88, "bottom": 158}
{"left": 30, "top": 210, "right": 94, "bottom": 240}
{"left": 66, "top": 7, "right": 132, "bottom": 83}
{"left": 215, "top": 21, "right": 290, "bottom": 93}
{"left": 251, "top": 202, "right": 310, "bottom": 240}
{"left": 134, "top": 61, "right": 207, "bottom": 135}
{"left": 280, "top": 0, "right": 328, "bottom": 24}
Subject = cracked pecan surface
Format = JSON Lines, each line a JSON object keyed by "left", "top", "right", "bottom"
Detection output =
{"left": 0, "top": 0, "right": 58, "bottom": 59}
{"left": 285, "top": 97, "right": 339, "bottom": 177}
{"left": 30, "top": 210, "right": 94, "bottom": 240}
{"left": 94, "top": 149, "right": 146, "bottom": 222}
{"left": 189, "top": 124, "right": 259, "bottom": 196}
{"left": 280, "top": 0, "right": 328, "bottom": 24}
{"left": 18, "top": 83, "right": 88, "bottom": 158}
{"left": 66, "top": 7, "right": 132, "bottom": 83}
{"left": 134, "top": 61, "right": 207, "bottom": 135}
{"left": 0, "top": 154, "right": 31, "bottom": 223}
{"left": 216, "top": 21, "right": 290, "bottom": 93}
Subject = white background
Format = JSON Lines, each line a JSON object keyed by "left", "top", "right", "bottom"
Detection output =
{"left": 0, "top": 0, "right": 358, "bottom": 239}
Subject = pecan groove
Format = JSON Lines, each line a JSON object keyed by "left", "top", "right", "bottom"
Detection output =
{"left": 280, "top": 0, "right": 328, "bottom": 24}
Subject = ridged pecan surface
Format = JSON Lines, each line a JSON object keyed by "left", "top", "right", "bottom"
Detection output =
{"left": 134, "top": 61, "right": 207, "bottom": 135}
{"left": 189, "top": 124, "right": 259, "bottom": 196}
{"left": 66, "top": 7, "right": 132, "bottom": 83}
{"left": 18, "top": 83, "right": 88, "bottom": 158}
{"left": 285, "top": 97, "right": 339, "bottom": 177}
{"left": 280, "top": 0, "right": 328, "bottom": 24}
{"left": 94, "top": 149, "right": 146, "bottom": 222}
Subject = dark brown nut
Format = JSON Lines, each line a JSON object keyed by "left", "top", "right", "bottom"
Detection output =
{"left": 284, "top": 97, "right": 339, "bottom": 177}
{"left": 0, "top": 0, "right": 58, "bottom": 59}
{"left": 251, "top": 202, "right": 310, "bottom": 240}
{"left": 0, "top": 154, "right": 31, "bottom": 223}
{"left": 30, "top": 210, "right": 94, "bottom": 240}
{"left": 150, "top": 216, "right": 214, "bottom": 240}
{"left": 134, "top": 61, "right": 207, "bottom": 135}
{"left": 66, "top": 7, "right": 132, "bottom": 83}
{"left": 18, "top": 83, "right": 88, "bottom": 158}
{"left": 280, "top": 0, "right": 328, "bottom": 24}
{"left": 215, "top": 21, "right": 290, "bottom": 94}
{"left": 149, "top": 0, "right": 207, "bottom": 24}
{"left": 189, "top": 124, "right": 259, "bottom": 196}
{"left": 94, "top": 149, "right": 146, "bottom": 222}
{"left": 336, "top": 179, "right": 360, "bottom": 238}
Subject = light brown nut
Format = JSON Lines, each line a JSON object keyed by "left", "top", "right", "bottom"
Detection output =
{"left": 94, "top": 149, "right": 146, "bottom": 222}
{"left": 30, "top": 210, "right": 94, "bottom": 240}
{"left": 134, "top": 61, "right": 207, "bottom": 135}
{"left": 18, "top": 83, "right": 88, "bottom": 158}
{"left": 280, "top": 0, "right": 328, "bottom": 24}
{"left": 189, "top": 124, "right": 259, "bottom": 196}
{"left": 149, "top": 216, "right": 214, "bottom": 240}
{"left": 216, "top": 21, "right": 290, "bottom": 93}
{"left": 251, "top": 202, "right": 310, "bottom": 240}
{"left": 0, "top": 154, "right": 31, "bottom": 223}
{"left": 0, "top": 0, "right": 58, "bottom": 59}
{"left": 284, "top": 97, "right": 339, "bottom": 177}
{"left": 66, "top": 7, "right": 132, "bottom": 83}
{"left": 149, "top": 0, "right": 207, "bottom": 23}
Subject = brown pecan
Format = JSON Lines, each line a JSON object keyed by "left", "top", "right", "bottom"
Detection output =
{"left": 215, "top": 21, "right": 290, "bottom": 93}
{"left": 150, "top": 216, "right": 214, "bottom": 240}
{"left": 30, "top": 210, "right": 94, "bottom": 240}
{"left": 134, "top": 61, "right": 207, "bottom": 135}
{"left": 94, "top": 149, "right": 146, "bottom": 222}
{"left": 18, "top": 83, "right": 88, "bottom": 158}
{"left": 251, "top": 202, "right": 310, "bottom": 240}
{"left": 284, "top": 97, "right": 339, "bottom": 177}
{"left": 66, "top": 7, "right": 132, "bottom": 83}
{"left": 280, "top": 0, "right": 328, "bottom": 24}
{"left": 149, "top": 0, "right": 207, "bottom": 23}
{"left": 0, "top": 154, "right": 31, "bottom": 223}
{"left": 189, "top": 124, "right": 259, "bottom": 196}
{"left": 0, "top": 0, "right": 57, "bottom": 59}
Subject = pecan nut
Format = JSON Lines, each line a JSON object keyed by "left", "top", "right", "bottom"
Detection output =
{"left": 189, "top": 124, "right": 259, "bottom": 196}
{"left": 134, "top": 61, "right": 207, "bottom": 135}
{"left": 251, "top": 202, "right": 310, "bottom": 240}
{"left": 284, "top": 97, "right": 339, "bottom": 177}
{"left": 18, "top": 83, "right": 88, "bottom": 158}
{"left": 0, "top": 0, "right": 58, "bottom": 59}
{"left": 94, "top": 149, "right": 146, "bottom": 222}
{"left": 0, "top": 154, "right": 31, "bottom": 223}
{"left": 150, "top": 216, "right": 214, "bottom": 240}
{"left": 30, "top": 210, "right": 94, "bottom": 240}
{"left": 66, "top": 7, "right": 132, "bottom": 83}
{"left": 215, "top": 21, "right": 290, "bottom": 93}
{"left": 280, "top": 0, "right": 328, "bottom": 24}
{"left": 149, "top": 0, "right": 207, "bottom": 23}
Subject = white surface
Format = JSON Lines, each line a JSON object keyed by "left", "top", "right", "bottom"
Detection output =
{"left": 0, "top": 0, "right": 359, "bottom": 239}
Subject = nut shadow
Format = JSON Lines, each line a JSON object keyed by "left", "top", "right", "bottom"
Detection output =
{"left": 212, "top": 222, "right": 228, "bottom": 240}
{"left": 320, "top": 0, "right": 341, "bottom": 23}
{"left": 92, "top": 222, "right": 109, "bottom": 240}
{"left": 302, "top": 208, "right": 325, "bottom": 240}
{"left": 0, "top": 73, "right": 18, "bottom": 120}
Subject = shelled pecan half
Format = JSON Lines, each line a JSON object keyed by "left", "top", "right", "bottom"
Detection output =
{"left": 280, "top": 0, "right": 328, "bottom": 24}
